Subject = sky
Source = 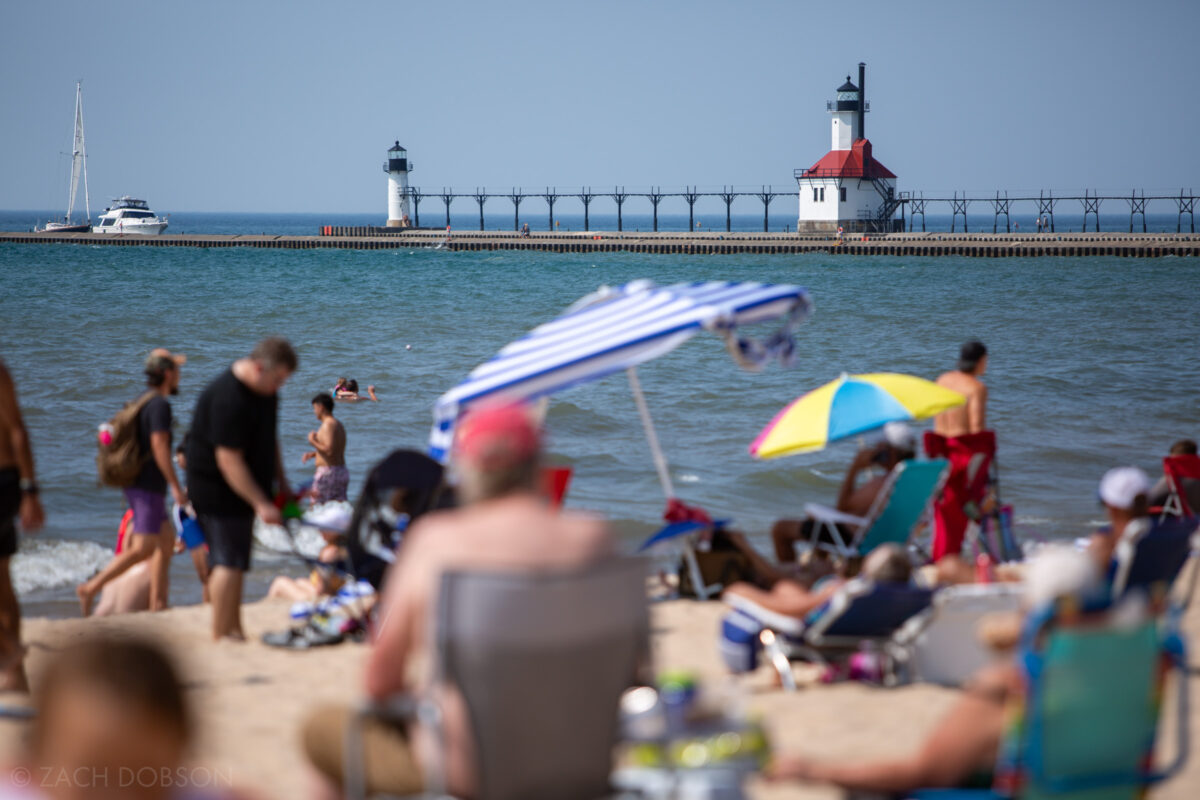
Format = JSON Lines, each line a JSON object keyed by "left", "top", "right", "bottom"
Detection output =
{"left": 2, "top": 0, "right": 1198, "bottom": 213}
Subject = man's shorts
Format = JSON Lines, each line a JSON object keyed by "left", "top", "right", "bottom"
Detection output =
{"left": 199, "top": 513, "right": 255, "bottom": 571}
{"left": 313, "top": 465, "right": 350, "bottom": 504}
{"left": 0, "top": 468, "right": 20, "bottom": 559}
{"left": 123, "top": 487, "right": 168, "bottom": 535}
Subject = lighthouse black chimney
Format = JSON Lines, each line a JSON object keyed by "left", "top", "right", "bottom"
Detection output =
{"left": 858, "top": 62, "right": 866, "bottom": 141}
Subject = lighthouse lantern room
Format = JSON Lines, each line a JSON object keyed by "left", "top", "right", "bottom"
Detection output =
{"left": 795, "top": 63, "right": 900, "bottom": 234}
{"left": 384, "top": 140, "right": 412, "bottom": 228}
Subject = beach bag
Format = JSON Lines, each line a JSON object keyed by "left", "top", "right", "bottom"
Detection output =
{"left": 96, "top": 391, "right": 155, "bottom": 488}
{"left": 676, "top": 528, "right": 756, "bottom": 598}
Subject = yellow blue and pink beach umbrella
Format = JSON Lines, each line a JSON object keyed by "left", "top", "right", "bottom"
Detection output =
{"left": 749, "top": 372, "right": 965, "bottom": 459}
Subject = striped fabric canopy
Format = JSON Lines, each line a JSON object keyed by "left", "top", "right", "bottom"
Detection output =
{"left": 429, "top": 279, "right": 812, "bottom": 461}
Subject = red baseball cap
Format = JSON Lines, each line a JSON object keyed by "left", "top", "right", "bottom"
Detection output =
{"left": 455, "top": 403, "right": 541, "bottom": 468}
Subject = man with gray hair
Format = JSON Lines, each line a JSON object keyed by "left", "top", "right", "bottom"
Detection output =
{"left": 187, "top": 337, "right": 297, "bottom": 641}
{"left": 302, "top": 402, "right": 612, "bottom": 797}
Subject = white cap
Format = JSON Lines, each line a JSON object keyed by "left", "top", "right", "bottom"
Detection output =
{"left": 1098, "top": 466, "right": 1152, "bottom": 510}
{"left": 881, "top": 421, "right": 915, "bottom": 450}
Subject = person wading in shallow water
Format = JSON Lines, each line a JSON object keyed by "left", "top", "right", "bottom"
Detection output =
{"left": 0, "top": 359, "right": 45, "bottom": 691}
{"left": 302, "top": 393, "right": 349, "bottom": 503}
{"left": 934, "top": 340, "right": 989, "bottom": 437}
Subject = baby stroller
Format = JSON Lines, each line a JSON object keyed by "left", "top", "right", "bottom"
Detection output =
{"left": 342, "top": 448, "right": 453, "bottom": 591}
{"left": 263, "top": 449, "right": 451, "bottom": 649}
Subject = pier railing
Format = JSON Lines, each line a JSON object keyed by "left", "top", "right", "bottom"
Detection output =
{"left": 397, "top": 186, "right": 1198, "bottom": 234}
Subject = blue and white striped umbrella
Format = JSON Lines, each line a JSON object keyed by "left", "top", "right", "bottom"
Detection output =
{"left": 429, "top": 279, "right": 813, "bottom": 463}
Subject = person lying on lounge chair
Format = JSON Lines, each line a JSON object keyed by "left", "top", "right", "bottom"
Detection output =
{"left": 767, "top": 545, "right": 1099, "bottom": 795}
{"left": 769, "top": 422, "right": 916, "bottom": 568}
{"left": 722, "top": 543, "right": 912, "bottom": 619}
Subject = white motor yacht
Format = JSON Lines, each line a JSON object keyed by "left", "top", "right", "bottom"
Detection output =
{"left": 94, "top": 197, "right": 168, "bottom": 234}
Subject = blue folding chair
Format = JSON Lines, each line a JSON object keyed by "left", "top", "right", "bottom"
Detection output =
{"left": 907, "top": 597, "right": 1189, "bottom": 800}
{"left": 803, "top": 459, "right": 950, "bottom": 559}
{"left": 1111, "top": 515, "right": 1198, "bottom": 600}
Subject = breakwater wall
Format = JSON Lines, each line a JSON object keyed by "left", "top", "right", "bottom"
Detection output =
{"left": 3, "top": 230, "right": 1198, "bottom": 257}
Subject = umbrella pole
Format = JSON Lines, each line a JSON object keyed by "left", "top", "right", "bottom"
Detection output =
{"left": 627, "top": 367, "right": 716, "bottom": 600}
{"left": 626, "top": 366, "right": 675, "bottom": 499}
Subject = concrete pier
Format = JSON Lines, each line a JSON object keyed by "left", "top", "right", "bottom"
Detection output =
{"left": 2, "top": 230, "right": 1198, "bottom": 257}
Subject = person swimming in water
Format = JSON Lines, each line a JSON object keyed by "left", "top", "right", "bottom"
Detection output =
{"left": 333, "top": 378, "right": 378, "bottom": 402}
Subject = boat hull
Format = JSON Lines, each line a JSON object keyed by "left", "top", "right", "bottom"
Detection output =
{"left": 94, "top": 220, "right": 168, "bottom": 235}
{"left": 38, "top": 223, "right": 91, "bottom": 233}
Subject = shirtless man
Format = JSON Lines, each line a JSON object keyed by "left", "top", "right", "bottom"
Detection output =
{"left": 934, "top": 340, "right": 989, "bottom": 437}
{"left": 302, "top": 403, "right": 612, "bottom": 797}
{"left": 302, "top": 393, "right": 349, "bottom": 503}
{"left": 0, "top": 360, "right": 45, "bottom": 691}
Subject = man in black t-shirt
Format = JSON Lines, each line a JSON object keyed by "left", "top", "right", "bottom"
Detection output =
{"left": 188, "top": 337, "right": 297, "bottom": 641}
{"left": 78, "top": 350, "right": 188, "bottom": 616}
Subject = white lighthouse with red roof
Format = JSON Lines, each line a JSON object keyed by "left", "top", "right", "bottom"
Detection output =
{"left": 795, "top": 63, "right": 899, "bottom": 233}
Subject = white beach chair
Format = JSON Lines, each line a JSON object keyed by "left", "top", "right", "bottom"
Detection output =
{"left": 887, "top": 582, "right": 1022, "bottom": 687}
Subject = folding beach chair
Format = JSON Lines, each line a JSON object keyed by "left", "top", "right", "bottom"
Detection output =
{"left": 924, "top": 431, "right": 999, "bottom": 561}
{"left": 1110, "top": 515, "right": 1199, "bottom": 600}
{"left": 907, "top": 595, "right": 1189, "bottom": 800}
{"left": 803, "top": 459, "right": 950, "bottom": 560}
{"left": 1157, "top": 453, "right": 1200, "bottom": 519}
{"left": 541, "top": 465, "right": 573, "bottom": 509}
{"left": 721, "top": 578, "right": 933, "bottom": 690}
{"left": 343, "top": 558, "right": 649, "bottom": 800}
{"left": 888, "top": 583, "right": 1023, "bottom": 687}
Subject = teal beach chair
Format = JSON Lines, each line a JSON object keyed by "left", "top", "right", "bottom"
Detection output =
{"left": 803, "top": 458, "right": 950, "bottom": 559}
{"left": 909, "top": 597, "right": 1189, "bottom": 800}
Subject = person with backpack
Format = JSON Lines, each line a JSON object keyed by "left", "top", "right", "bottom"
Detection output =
{"left": 78, "top": 349, "right": 187, "bottom": 616}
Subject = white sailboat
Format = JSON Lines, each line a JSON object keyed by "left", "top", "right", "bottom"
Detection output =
{"left": 39, "top": 82, "right": 92, "bottom": 233}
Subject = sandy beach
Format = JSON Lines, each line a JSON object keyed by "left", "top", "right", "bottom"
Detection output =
{"left": 4, "top": 574, "right": 1199, "bottom": 800}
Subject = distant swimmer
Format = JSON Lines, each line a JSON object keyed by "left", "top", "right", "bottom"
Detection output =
{"left": 934, "top": 340, "right": 989, "bottom": 437}
{"left": 334, "top": 378, "right": 378, "bottom": 402}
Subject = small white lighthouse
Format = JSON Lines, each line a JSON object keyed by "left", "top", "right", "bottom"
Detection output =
{"left": 384, "top": 141, "right": 412, "bottom": 227}
{"left": 795, "top": 63, "right": 899, "bottom": 233}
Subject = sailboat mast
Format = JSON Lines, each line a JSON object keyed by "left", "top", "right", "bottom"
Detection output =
{"left": 78, "top": 83, "right": 90, "bottom": 222}
{"left": 65, "top": 81, "right": 83, "bottom": 222}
